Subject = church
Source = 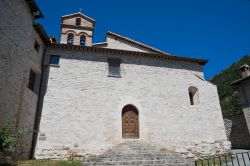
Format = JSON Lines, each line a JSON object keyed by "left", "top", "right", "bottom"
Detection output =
{"left": 34, "top": 12, "right": 231, "bottom": 159}
{"left": 0, "top": 0, "right": 230, "bottom": 162}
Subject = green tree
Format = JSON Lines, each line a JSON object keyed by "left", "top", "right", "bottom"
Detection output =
{"left": 210, "top": 55, "right": 250, "bottom": 116}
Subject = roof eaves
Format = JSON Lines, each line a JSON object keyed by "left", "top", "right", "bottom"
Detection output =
{"left": 231, "top": 76, "right": 250, "bottom": 86}
{"left": 25, "top": 0, "right": 44, "bottom": 18}
{"left": 33, "top": 23, "right": 50, "bottom": 45}
{"left": 92, "top": 42, "right": 108, "bottom": 47}
{"left": 48, "top": 44, "right": 208, "bottom": 65}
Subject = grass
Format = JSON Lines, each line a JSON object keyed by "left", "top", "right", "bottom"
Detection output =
{"left": 15, "top": 160, "right": 80, "bottom": 166}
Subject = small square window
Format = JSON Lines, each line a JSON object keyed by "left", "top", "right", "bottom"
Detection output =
{"left": 108, "top": 58, "right": 121, "bottom": 77}
{"left": 50, "top": 55, "right": 60, "bottom": 65}
{"left": 34, "top": 41, "right": 40, "bottom": 52}
{"left": 28, "top": 69, "right": 36, "bottom": 92}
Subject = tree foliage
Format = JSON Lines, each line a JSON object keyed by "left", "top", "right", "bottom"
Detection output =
{"left": 210, "top": 55, "right": 250, "bottom": 116}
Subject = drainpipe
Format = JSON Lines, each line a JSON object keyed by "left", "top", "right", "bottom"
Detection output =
{"left": 29, "top": 46, "right": 49, "bottom": 159}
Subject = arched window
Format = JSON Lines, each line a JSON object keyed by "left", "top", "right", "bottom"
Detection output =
{"left": 76, "top": 18, "right": 81, "bottom": 26}
{"left": 67, "top": 33, "right": 74, "bottom": 45}
{"left": 122, "top": 105, "right": 139, "bottom": 139}
{"left": 80, "top": 35, "right": 86, "bottom": 46}
{"left": 188, "top": 86, "right": 199, "bottom": 105}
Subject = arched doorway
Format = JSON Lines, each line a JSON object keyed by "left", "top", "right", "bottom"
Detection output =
{"left": 122, "top": 105, "right": 139, "bottom": 139}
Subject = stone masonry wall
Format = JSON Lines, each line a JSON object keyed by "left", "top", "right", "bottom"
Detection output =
{"left": 34, "top": 47, "right": 230, "bottom": 160}
{"left": 243, "top": 107, "right": 250, "bottom": 138}
{"left": 224, "top": 114, "right": 250, "bottom": 149}
{"left": 0, "top": 0, "right": 45, "bottom": 159}
{"left": 238, "top": 80, "right": 250, "bottom": 139}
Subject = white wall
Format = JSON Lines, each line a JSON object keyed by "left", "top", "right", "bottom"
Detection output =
{"left": 35, "top": 48, "right": 230, "bottom": 159}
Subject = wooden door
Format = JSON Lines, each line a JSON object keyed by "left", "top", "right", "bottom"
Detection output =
{"left": 122, "top": 105, "right": 139, "bottom": 139}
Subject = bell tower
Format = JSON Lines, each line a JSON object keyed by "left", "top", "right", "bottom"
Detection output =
{"left": 60, "top": 12, "right": 95, "bottom": 46}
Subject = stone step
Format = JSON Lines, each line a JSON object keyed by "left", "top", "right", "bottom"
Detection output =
{"left": 82, "top": 159, "right": 193, "bottom": 166}
{"left": 85, "top": 154, "right": 186, "bottom": 162}
{"left": 85, "top": 157, "right": 186, "bottom": 163}
{"left": 81, "top": 141, "right": 194, "bottom": 166}
{"left": 99, "top": 151, "right": 178, "bottom": 155}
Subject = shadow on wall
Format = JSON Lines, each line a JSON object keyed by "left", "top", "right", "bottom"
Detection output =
{"left": 224, "top": 114, "right": 250, "bottom": 149}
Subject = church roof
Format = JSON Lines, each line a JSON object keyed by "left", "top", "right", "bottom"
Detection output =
{"left": 106, "top": 31, "right": 171, "bottom": 55}
{"left": 61, "top": 12, "right": 95, "bottom": 23}
{"left": 48, "top": 43, "right": 208, "bottom": 65}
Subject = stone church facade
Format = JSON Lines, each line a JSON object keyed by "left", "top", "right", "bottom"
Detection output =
{"left": 0, "top": 0, "right": 230, "bottom": 160}
{"left": 34, "top": 13, "right": 230, "bottom": 159}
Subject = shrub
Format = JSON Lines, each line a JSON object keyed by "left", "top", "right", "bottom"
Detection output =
{"left": 0, "top": 121, "right": 33, "bottom": 152}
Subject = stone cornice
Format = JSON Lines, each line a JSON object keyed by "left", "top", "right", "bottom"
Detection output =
{"left": 48, "top": 44, "right": 208, "bottom": 65}
{"left": 61, "top": 24, "right": 94, "bottom": 31}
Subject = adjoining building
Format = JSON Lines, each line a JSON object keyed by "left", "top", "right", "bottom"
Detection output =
{"left": 0, "top": 0, "right": 50, "bottom": 159}
{"left": 230, "top": 64, "right": 250, "bottom": 148}
{"left": 0, "top": 0, "right": 230, "bottom": 160}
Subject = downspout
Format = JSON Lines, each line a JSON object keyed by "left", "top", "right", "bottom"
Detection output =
{"left": 29, "top": 46, "right": 49, "bottom": 159}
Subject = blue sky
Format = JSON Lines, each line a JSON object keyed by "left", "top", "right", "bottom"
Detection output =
{"left": 36, "top": 0, "right": 250, "bottom": 79}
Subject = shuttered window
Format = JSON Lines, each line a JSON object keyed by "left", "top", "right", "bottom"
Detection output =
{"left": 108, "top": 58, "right": 121, "bottom": 77}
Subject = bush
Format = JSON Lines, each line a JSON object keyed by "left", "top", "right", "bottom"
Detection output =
{"left": 0, "top": 121, "right": 33, "bottom": 152}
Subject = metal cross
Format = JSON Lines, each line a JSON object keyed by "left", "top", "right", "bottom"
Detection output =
{"left": 79, "top": 8, "right": 82, "bottom": 12}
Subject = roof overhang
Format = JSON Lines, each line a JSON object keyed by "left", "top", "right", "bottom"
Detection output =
{"left": 25, "top": 0, "right": 44, "bottom": 19}
{"left": 48, "top": 44, "right": 208, "bottom": 66}
{"left": 231, "top": 76, "right": 250, "bottom": 86}
{"left": 33, "top": 23, "right": 50, "bottom": 44}
{"left": 92, "top": 42, "right": 108, "bottom": 47}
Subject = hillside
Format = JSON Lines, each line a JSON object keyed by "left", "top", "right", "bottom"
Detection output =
{"left": 210, "top": 55, "right": 250, "bottom": 116}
